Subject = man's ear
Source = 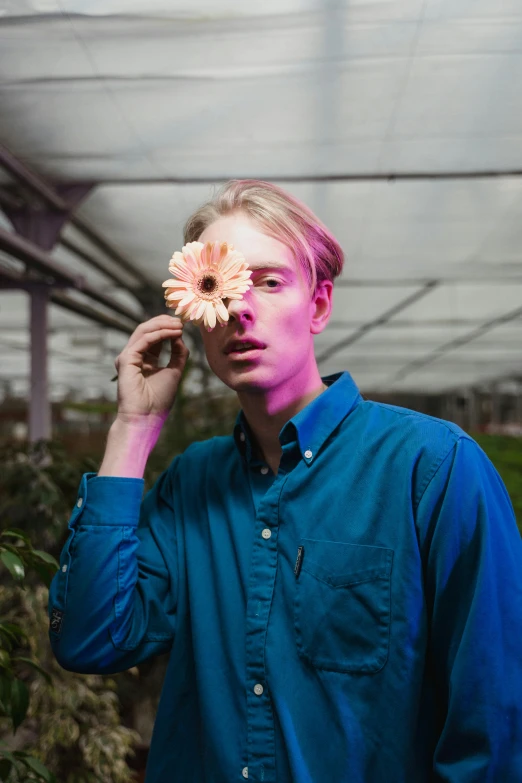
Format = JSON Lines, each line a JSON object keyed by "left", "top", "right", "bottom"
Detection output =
{"left": 310, "top": 280, "right": 333, "bottom": 336}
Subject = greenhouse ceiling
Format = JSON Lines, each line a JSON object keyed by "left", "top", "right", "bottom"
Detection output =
{"left": 0, "top": 0, "right": 521, "bottom": 401}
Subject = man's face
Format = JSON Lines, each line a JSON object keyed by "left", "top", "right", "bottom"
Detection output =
{"left": 197, "top": 212, "right": 331, "bottom": 393}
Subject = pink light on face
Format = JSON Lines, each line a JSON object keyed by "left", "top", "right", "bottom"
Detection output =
{"left": 195, "top": 212, "right": 333, "bottom": 417}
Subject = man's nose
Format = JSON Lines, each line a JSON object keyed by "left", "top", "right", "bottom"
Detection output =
{"left": 226, "top": 296, "right": 254, "bottom": 323}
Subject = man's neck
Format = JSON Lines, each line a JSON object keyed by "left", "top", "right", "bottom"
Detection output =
{"left": 238, "top": 373, "right": 328, "bottom": 474}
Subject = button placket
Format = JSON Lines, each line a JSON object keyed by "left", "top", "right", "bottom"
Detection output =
{"left": 244, "top": 471, "right": 289, "bottom": 782}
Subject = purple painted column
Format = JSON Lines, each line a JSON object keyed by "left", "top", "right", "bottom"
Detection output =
{"left": 4, "top": 183, "right": 92, "bottom": 442}
{"left": 29, "top": 283, "right": 50, "bottom": 442}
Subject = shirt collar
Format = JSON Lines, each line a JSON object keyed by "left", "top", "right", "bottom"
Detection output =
{"left": 233, "top": 371, "right": 363, "bottom": 466}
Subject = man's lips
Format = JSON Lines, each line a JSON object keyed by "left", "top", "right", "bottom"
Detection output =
{"left": 224, "top": 339, "right": 266, "bottom": 354}
{"left": 226, "top": 348, "right": 265, "bottom": 358}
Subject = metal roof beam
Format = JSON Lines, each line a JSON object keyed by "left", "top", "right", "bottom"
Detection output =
{"left": 86, "top": 169, "right": 522, "bottom": 186}
{"left": 59, "top": 235, "right": 139, "bottom": 290}
{"left": 390, "top": 305, "right": 522, "bottom": 385}
{"left": 316, "top": 281, "right": 438, "bottom": 364}
{"left": 0, "top": 143, "right": 155, "bottom": 292}
{"left": 0, "top": 227, "right": 142, "bottom": 323}
{"left": 0, "top": 264, "right": 137, "bottom": 335}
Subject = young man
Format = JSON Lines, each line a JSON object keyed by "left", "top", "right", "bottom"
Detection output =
{"left": 49, "top": 180, "right": 522, "bottom": 782}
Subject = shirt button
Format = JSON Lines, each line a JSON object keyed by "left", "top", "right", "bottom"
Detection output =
{"left": 240, "top": 432, "right": 245, "bottom": 442}
{"left": 261, "top": 528, "right": 272, "bottom": 539}
{"left": 242, "top": 767, "right": 248, "bottom": 779}
{"left": 260, "top": 466, "right": 269, "bottom": 475}
{"left": 254, "top": 683, "right": 264, "bottom": 696}
{"left": 62, "top": 564, "right": 67, "bottom": 573}
{"left": 304, "top": 449, "right": 313, "bottom": 459}
{"left": 76, "top": 498, "right": 83, "bottom": 508}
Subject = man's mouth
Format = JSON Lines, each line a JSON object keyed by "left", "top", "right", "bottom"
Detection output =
{"left": 224, "top": 339, "right": 266, "bottom": 354}
{"left": 226, "top": 345, "right": 265, "bottom": 358}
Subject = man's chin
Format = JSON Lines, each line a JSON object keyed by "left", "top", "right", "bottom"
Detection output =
{"left": 218, "top": 367, "right": 270, "bottom": 393}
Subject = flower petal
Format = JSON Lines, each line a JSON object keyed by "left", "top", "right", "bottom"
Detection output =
{"left": 194, "top": 298, "right": 207, "bottom": 321}
{"left": 175, "top": 302, "right": 190, "bottom": 317}
{"left": 205, "top": 301, "right": 217, "bottom": 329}
{"left": 168, "top": 265, "right": 194, "bottom": 283}
{"left": 215, "top": 299, "right": 229, "bottom": 323}
{"left": 163, "top": 279, "right": 191, "bottom": 288}
{"left": 178, "top": 290, "right": 196, "bottom": 307}
{"left": 166, "top": 291, "right": 189, "bottom": 301}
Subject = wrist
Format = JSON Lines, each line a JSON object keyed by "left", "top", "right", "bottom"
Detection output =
{"left": 98, "top": 415, "right": 166, "bottom": 478}
{"left": 114, "top": 410, "right": 169, "bottom": 432}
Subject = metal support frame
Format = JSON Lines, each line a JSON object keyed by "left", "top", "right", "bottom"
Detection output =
{"left": 0, "top": 144, "right": 164, "bottom": 442}
{"left": 0, "top": 143, "right": 156, "bottom": 294}
{"left": 1, "top": 180, "right": 90, "bottom": 442}
{"left": 29, "top": 284, "right": 50, "bottom": 442}
{"left": 0, "top": 266, "right": 139, "bottom": 334}
{"left": 0, "top": 227, "right": 142, "bottom": 322}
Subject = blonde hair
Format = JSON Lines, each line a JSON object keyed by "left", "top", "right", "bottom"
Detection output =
{"left": 183, "top": 179, "right": 344, "bottom": 298}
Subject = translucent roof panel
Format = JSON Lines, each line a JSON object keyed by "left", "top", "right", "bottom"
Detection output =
{"left": 0, "top": 0, "right": 521, "bottom": 400}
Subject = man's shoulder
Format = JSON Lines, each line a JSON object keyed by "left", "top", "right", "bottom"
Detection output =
{"left": 358, "top": 400, "right": 481, "bottom": 505}
{"left": 354, "top": 399, "right": 477, "bottom": 501}
{"left": 357, "top": 398, "right": 468, "bottom": 448}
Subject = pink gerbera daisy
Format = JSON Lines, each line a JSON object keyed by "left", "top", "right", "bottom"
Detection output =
{"left": 162, "top": 241, "right": 254, "bottom": 332}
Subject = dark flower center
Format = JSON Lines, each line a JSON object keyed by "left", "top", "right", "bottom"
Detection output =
{"left": 200, "top": 275, "right": 217, "bottom": 293}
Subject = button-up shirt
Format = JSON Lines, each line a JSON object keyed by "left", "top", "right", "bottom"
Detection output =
{"left": 49, "top": 371, "right": 522, "bottom": 782}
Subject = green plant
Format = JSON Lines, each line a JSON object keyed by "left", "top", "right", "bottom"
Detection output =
{"left": 0, "top": 528, "right": 58, "bottom": 783}
{"left": 0, "top": 442, "right": 141, "bottom": 783}
{"left": 474, "top": 434, "right": 522, "bottom": 535}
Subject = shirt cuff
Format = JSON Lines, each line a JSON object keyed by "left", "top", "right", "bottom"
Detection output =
{"left": 71, "top": 472, "right": 145, "bottom": 527}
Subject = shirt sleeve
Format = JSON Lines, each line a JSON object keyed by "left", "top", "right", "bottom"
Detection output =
{"left": 48, "top": 458, "right": 180, "bottom": 675}
{"left": 416, "top": 435, "right": 522, "bottom": 782}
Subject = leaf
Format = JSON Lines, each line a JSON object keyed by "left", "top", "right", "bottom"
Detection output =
{"left": 0, "top": 529, "right": 32, "bottom": 547}
{"left": 0, "top": 649, "right": 11, "bottom": 671}
{"left": 12, "top": 657, "right": 52, "bottom": 685}
{"left": 0, "top": 551, "right": 25, "bottom": 581}
{"left": 0, "top": 541, "right": 27, "bottom": 557}
{"left": 0, "top": 748, "right": 17, "bottom": 764}
{"left": 0, "top": 757, "right": 13, "bottom": 779}
{"left": 9, "top": 679, "right": 29, "bottom": 731}
{"left": 0, "top": 623, "right": 27, "bottom": 643}
{"left": 29, "top": 550, "right": 59, "bottom": 568}
{"left": 17, "top": 753, "right": 56, "bottom": 783}
{"left": 0, "top": 672, "right": 12, "bottom": 713}
{"left": 0, "top": 749, "right": 18, "bottom": 780}
{"left": 0, "top": 635, "right": 12, "bottom": 654}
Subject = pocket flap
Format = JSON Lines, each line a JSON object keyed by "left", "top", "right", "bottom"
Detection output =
{"left": 299, "top": 538, "right": 393, "bottom": 588}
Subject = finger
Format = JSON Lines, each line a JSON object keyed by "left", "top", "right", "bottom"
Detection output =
{"left": 112, "top": 340, "right": 179, "bottom": 380}
{"left": 167, "top": 335, "right": 189, "bottom": 368}
{"left": 123, "top": 328, "right": 184, "bottom": 364}
{"left": 127, "top": 315, "right": 183, "bottom": 350}
{"left": 143, "top": 348, "right": 162, "bottom": 362}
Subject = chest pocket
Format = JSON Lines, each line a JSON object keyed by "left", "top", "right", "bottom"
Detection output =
{"left": 294, "top": 538, "right": 393, "bottom": 674}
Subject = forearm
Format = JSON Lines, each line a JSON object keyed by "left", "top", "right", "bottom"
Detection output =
{"left": 48, "top": 471, "right": 176, "bottom": 675}
{"left": 98, "top": 414, "right": 167, "bottom": 478}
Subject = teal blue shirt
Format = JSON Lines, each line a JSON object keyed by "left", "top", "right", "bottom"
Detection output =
{"left": 49, "top": 371, "right": 522, "bottom": 782}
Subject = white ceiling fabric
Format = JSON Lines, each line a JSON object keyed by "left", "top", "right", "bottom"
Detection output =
{"left": 0, "top": 0, "right": 521, "bottom": 399}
